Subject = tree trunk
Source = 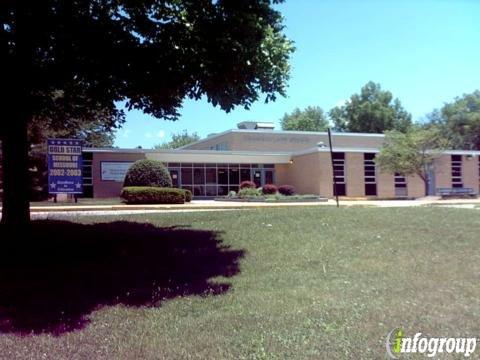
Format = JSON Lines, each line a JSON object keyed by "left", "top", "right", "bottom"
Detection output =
{"left": 1, "top": 119, "right": 30, "bottom": 227}
{"left": 423, "top": 177, "right": 429, "bottom": 197}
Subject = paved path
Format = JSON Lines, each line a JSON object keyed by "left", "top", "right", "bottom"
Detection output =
{"left": 1, "top": 197, "right": 479, "bottom": 219}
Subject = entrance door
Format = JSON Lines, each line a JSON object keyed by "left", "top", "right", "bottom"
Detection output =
{"left": 170, "top": 169, "right": 180, "bottom": 187}
{"left": 263, "top": 169, "right": 274, "bottom": 185}
{"left": 253, "top": 169, "right": 262, "bottom": 187}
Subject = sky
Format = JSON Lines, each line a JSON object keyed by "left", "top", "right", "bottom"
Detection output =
{"left": 115, "top": 0, "right": 480, "bottom": 148}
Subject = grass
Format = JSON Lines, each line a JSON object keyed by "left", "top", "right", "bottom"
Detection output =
{"left": 0, "top": 207, "right": 479, "bottom": 359}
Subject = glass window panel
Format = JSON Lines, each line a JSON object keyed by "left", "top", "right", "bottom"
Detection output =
{"left": 205, "top": 163, "right": 217, "bottom": 168}
{"left": 229, "top": 186, "right": 239, "bottom": 193}
{"left": 333, "top": 183, "right": 346, "bottom": 196}
{"left": 181, "top": 168, "right": 192, "bottom": 185}
{"left": 218, "top": 185, "right": 228, "bottom": 196}
{"left": 240, "top": 163, "right": 251, "bottom": 168}
{"left": 263, "top": 164, "right": 275, "bottom": 168}
{"left": 193, "top": 163, "right": 205, "bottom": 168}
{"left": 194, "top": 168, "right": 205, "bottom": 184}
{"left": 240, "top": 168, "right": 251, "bottom": 182}
{"left": 180, "top": 163, "right": 193, "bottom": 168}
{"left": 265, "top": 170, "right": 274, "bottom": 184}
{"left": 193, "top": 185, "right": 204, "bottom": 196}
{"left": 218, "top": 168, "right": 228, "bottom": 184}
{"left": 365, "top": 184, "right": 377, "bottom": 196}
{"left": 205, "top": 186, "right": 217, "bottom": 197}
{"left": 229, "top": 168, "right": 239, "bottom": 184}
{"left": 228, "top": 164, "right": 239, "bottom": 169}
{"left": 206, "top": 168, "right": 217, "bottom": 184}
{"left": 168, "top": 163, "right": 180, "bottom": 167}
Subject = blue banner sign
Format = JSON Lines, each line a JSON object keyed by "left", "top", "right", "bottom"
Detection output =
{"left": 47, "top": 139, "right": 83, "bottom": 194}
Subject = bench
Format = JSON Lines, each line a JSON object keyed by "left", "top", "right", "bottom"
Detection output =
{"left": 436, "top": 187, "right": 477, "bottom": 198}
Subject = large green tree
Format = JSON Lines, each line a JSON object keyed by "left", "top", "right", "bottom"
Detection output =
{"left": 154, "top": 130, "right": 200, "bottom": 149}
{"left": 425, "top": 90, "right": 480, "bottom": 150}
{"left": 0, "top": 1, "right": 293, "bottom": 226}
{"left": 280, "top": 106, "right": 329, "bottom": 131}
{"left": 375, "top": 127, "right": 449, "bottom": 195}
{"left": 329, "top": 81, "right": 412, "bottom": 133}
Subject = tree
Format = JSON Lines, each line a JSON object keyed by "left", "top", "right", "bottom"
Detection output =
{"left": 329, "top": 82, "right": 412, "bottom": 133}
{"left": 154, "top": 130, "right": 200, "bottom": 149}
{"left": 375, "top": 127, "right": 449, "bottom": 195}
{"left": 280, "top": 106, "right": 329, "bottom": 131}
{"left": 424, "top": 90, "right": 480, "bottom": 150}
{"left": 0, "top": 1, "right": 294, "bottom": 226}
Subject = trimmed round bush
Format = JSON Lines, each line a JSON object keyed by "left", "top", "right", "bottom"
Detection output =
{"left": 240, "top": 180, "right": 256, "bottom": 189}
{"left": 183, "top": 189, "right": 192, "bottom": 202}
{"left": 261, "top": 184, "right": 278, "bottom": 195}
{"left": 121, "top": 186, "right": 185, "bottom": 204}
{"left": 237, "top": 188, "right": 261, "bottom": 198}
{"left": 278, "top": 185, "right": 296, "bottom": 196}
{"left": 123, "top": 159, "right": 172, "bottom": 188}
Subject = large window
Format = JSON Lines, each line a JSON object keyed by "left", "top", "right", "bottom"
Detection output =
{"left": 364, "top": 153, "right": 377, "bottom": 196}
{"left": 451, "top": 155, "right": 463, "bottom": 188}
{"left": 332, "top": 152, "right": 346, "bottom": 196}
{"left": 167, "top": 163, "right": 275, "bottom": 197}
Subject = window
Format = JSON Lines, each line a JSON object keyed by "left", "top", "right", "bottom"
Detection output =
{"left": 168, "top": 163, "right": 274, "bottom": 198}
{"left": 451, "top": 155, "right": 463, "bottom": 188}
{"left": 332, "top": 152, "right": 346, "bottom": 196}
{"left": 395, "top": 173, "right": 407, "bottom": 197}
{"left": 364, "top": 153, "right": 377, "bottom": 196}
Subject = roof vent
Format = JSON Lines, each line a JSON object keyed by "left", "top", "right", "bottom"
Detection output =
{"left": 237, "top": 121, "right": 275, "bottom": 130}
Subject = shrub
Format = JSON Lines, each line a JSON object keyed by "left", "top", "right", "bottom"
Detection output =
{"left": 261, "top": 184, "right": 277, "bottom": 195}
{"left": 240, "top": 180, "right": 256, "bottom": 189}
{"left": 237, "top": 188, "right": 261, "bottom": 198}
{"left": 182, "top": 189, "right": 192, "bottom": 202}
{"left": 123, "top": 159, "right": 172, "bottom": 188}
{"left": 227, "top": 191, "right": 237, "bottom": 198}
{"left": 278, "top": 185, "right": 296, "bottom": 196}
{"left": 121, "top": 186, "right": 185, "bottom": 204}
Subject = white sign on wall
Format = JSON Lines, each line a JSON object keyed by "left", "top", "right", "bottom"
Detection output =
{"left": 101, "top": 162, "right": 134, "bottom": 182}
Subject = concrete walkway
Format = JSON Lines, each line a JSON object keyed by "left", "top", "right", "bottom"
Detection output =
{"left": 1, "top": 196, "right": 479, "bottom": 216}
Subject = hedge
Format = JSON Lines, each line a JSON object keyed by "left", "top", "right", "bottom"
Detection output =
{"left": 121, "top": 186, "right": 185, "bottom": 204}
{"left": 123, "top": 159, "right": 172, "bottom": 188}
{"left": 278, "top": 185, "right": 296, "bottom": 196}
{"left": 240, "top": 180, "right": 256, "bottom": 189}
{"left": 262, "top": 184, "right": 277, "bottom": 195}
{"left": 183, "top": 189, "right": 192, "bottom": 202}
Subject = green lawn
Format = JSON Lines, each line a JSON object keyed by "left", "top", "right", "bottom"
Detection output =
{"left": 0, "top": 207, "right": 479, "bottom": 359}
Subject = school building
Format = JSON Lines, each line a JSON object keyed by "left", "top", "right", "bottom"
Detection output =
{"left": 82, "top": 122, "right": 480, "bottom": 199}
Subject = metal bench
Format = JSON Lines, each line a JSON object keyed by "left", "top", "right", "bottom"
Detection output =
{"left": 436, "top": 187, "right": 477, "bottom": 198}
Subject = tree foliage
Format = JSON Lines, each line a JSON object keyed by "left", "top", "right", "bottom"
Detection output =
{"left": 424, "top": 91, "right": 480, "bottom": 150}
{"left": 280, "top": 106, "right": 329, "bottom": 131}
{"left": 375, "top": 127, "right": 449, "bottom": 194}
{"left": 0, "top": 0, "right": 294, "bottom": 225}
{"left": 154, "top": 130, "right": 200, "bottom": 149}
{"left": 329, "top": 82, "right": 412, "bottom": 133}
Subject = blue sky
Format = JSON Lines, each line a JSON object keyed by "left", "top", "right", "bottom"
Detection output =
{"left": 115, "top": 0, "right": 480, "bottom": 148}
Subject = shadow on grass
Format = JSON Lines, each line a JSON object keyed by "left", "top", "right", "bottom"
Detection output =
{"left": 0, "top": 220, "right": 244, "bottom": 335}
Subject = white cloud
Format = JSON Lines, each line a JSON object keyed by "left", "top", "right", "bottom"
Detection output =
{"left": 157, "top": 130, "right": 165, "bottom": 139}
{"left": 335, "top": 99, "right": 347, "bottom": 107}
